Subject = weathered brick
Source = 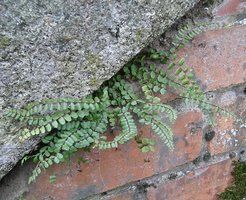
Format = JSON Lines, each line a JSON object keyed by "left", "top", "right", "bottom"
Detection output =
{"left": 208, "top": 85, "right": 246, "bottom": 155}
{"left": 146, "top": 159, "right": 233, "bottom": 200}
{"left": 208, "top": 116, "right": 246, "bottom": 156}
{"left": 213, "top": 0, "right": 246, "bottom": 16}
{"left": 159, "top": 26, "right": 246, "bottom": 104}
{"left": 178, "top": 25, "right": 246, "bottom": 91}
{"left": 24, "top": 111, "right": 203, "bottom": 200}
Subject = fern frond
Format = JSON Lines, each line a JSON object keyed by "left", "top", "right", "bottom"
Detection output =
{"left": 139, "top": 114, "right": 174, "bottom": 150}
{"left": 143, "top": 103, "right": 177, "bottom": 122}
{"left": 99, "top": 110, "right": 137, "bottom": 149}
{"left": 173, "top": 24, "right": 206, "bottom": 48}
{"left": 151, "top": 120, "right": 174, "bottom": 150}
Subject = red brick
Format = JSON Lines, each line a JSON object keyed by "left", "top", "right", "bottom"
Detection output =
{"left": 208, "top": 116, "right": 235, "bottom": 155}
{"left": 178, "top": 25, "right": 246, "bottom": 91}
{"left": 147, "top": 159, "right": 233, "bottom": 200}
{"left": 208, "top": 94, "right": 246, "bottom": 155}
{"left": 159, "top": 26, "right": 246, "bottom": 104}
{"left": 24, "top": 111, "right": 203, "bottom": 200}
{"left": 213, "top": 0, "right": 246, "bottom": 17}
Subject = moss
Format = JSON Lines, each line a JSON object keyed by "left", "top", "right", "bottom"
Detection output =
{"left": 87, "top": 53, "right": 101, "bottom": 66}
{"left": 0, "top": 35, "right": 11, "bottom": 49}
{"left": 218, "top": 161, "right": 246, "bottom": 200}
{"left": 84, "top": 53, "right": 103, "bottom": 72}
{"left": 88, "top": 77, "right": 100, "bottom": 87}
{"left": 135, "top": 29, "right": 143, "bottom": 42}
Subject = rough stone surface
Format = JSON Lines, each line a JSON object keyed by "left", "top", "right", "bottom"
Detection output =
{"left": 0, "top": 0, "right": 200, "bottom": 180}
{"left": 0, "top": 161, "right": 34, "bottom": 200}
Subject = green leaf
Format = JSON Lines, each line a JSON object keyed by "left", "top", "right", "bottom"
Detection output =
{"left": 52, "top": 120, "right": 59, "bottom": 128}
{"left": 143, "top": 72, "right": 148, "bottom": 80}
{"left": 66, "top": 137, "right": 74, "bottom": 146}
{"left": 175, "top": 68, "right": 182, "bottom": 75}
{"left": 179, "top": 74, "right": 186, "bottom": 81}
{"left": 70, "top": 135, "right": 78, "bottom": 142}
{"left": 70, "top": 103, "right": 76, "bottom": 110}
{"left": 131, "top": 101, "right": 137, "bottom": 106}
{"left": 45, "top": 151, "right": 51, "bottom": 157}
{"left": 49, "top": 175, "right": 56, "bottom": 184}
{"left": 62, "top": 144, "right": 70, "bottom": 151}
{"left": 157, "top": 75, "right": 163, "bottom": 83}
{"left": 124, "top": 95, "right": 131, "bottom": 100}
{"left": 89, "top": 104, "right": 95, "bottom": 110}
{"left": 123, "top": 66, "right": 130, "bottom": 74}
{"left": 34, "top": 129, "right": 40, "bottom": 135}
{"left": 131, "top": 64, "right": 137, "bottom": 76}
{"left": 150, "top": 71, "right": 155, "bottom": 79}
{"left": 141, "top": 138, "right": 149, "bottom": 145}
{"left": 182, "top": 80, "right": 189, "bottom": 85}
{"left": 58, "top": 117, "right": 66, "bottom": 125}
{"left": 142, "top": 85, "right": 148, "bottom": 92}
{"left": 37, "top": 167, "right": 41, "bottom": 174}
{"left": 170, "top": 47, "right": 175, "bottom": 53}
{"left": 161, "top": 57, "right": 168, "bottom": 64}
{"left": 57, "top": 153, "right": 64, "bottom": 160}
{"left": 75, "top": 143, "right": 83, "bottom": 148}
{"left": 141, "top": 146, "right": 150, "bottom": 153}
{"left": 21, "top": 156, "right": 29, "bottom": 165}
{"left": 64, "top": 114, "right": 72, "bottom": 122}
{"left": 45, "top": 124, "right": 52, "bottom": 132}
{"left": 160, "top": 88, "right": 166, "bottom": 95}
{"left": 42, "top": 138, "right": 50, "bottom": 144}
{"left": 78, "top": 111, "right": 86, "bottom": 118}
{"left": 84, "top": 103, "right": 89, "bottom": 109}
{"left": 54, "top": 157, "right": 60, "bottom": 164}
{"left": 167, "top": 62, "right": 175, "bottom": 70}
{"left": 75, "top": 103, "right": 82, "bottom": 110}
{"left": 153, "top": 86, "right": 160, "bottom": 92}
{"left": 150, "top": 53, "right": 159, "bottom": 60}
{"left": 43, "top": 161, "right": 49, "bottom": 168}
{"left": 187, "top": 73, "right": 194, "bottom": 79}
{"left": 150, "top": 64, "right": 155, "bottom": 70}
{"left": 111, "top": 142, "right": 118, "bottom": 148}
{"left": 178, "top": 58, "right": 185, "bottom": 66}
{"left": 184, "top": 67, "right": 190, "bottom": 73}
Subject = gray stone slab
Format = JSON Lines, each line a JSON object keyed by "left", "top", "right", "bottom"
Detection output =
{"left": 0, "top": 0, "right": 199, "bottom": 179}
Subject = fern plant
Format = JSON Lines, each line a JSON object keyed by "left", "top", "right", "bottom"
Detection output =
{"left": 5, "top": 23, "right": 239, "bottom": 184}
{"left": 136, "top": 137, "right": 156, "bottom": 153}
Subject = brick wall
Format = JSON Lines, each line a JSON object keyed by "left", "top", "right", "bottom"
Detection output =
{"left": 0, "top": 1, "right": 245, "bottom": 200}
